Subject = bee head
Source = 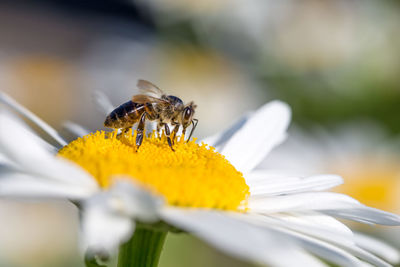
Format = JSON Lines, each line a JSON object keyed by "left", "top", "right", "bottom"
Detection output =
{"left": 182, "top": 102, "right": 197, "bottom": 128}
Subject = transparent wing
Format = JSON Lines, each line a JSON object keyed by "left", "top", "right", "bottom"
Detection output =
{"left": 137, "top": 80, "right": 164, "bottom": 97}
{"left": 131, "top": 94, "right": 170, "bottom": 106}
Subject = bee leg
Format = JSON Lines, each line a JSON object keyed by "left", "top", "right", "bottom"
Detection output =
{"left": 182, "top": 128, "right": 187, "bottom": 141}
{"left": 171, "top": 124, "right": 180, "bottom": 144}
{"left": 135, "top": 113, "right": 146, "bottom": 151}
{"left": 164, "top": 124, "right": 175, "bottom": 152}
{"left": 156, "top": 122, "right": 163, "bottom": 138}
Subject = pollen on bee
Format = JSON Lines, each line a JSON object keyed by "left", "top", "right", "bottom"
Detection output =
{"left": 58, "top": 130, "right": 249, "bottom": 211}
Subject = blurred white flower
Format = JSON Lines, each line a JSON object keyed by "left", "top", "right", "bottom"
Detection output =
{"left": 0, "top": 92, "right": 400, "bottom": 267}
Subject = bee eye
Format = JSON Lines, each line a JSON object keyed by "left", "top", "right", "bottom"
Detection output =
{"left": 183, "top": 107, "right": 192, "bottom": 121}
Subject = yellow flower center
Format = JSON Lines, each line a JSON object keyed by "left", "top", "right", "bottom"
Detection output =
{"left": 58, "top": 130, "right": 249, "bottom": 211}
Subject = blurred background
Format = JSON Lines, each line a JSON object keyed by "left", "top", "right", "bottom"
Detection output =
{"left": 1, "top": 0, "right": 400, "bottom": 266}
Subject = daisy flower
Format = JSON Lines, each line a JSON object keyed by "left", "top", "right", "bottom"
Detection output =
{"left": 0, "top": 91, "right": 400, "bottom": 267}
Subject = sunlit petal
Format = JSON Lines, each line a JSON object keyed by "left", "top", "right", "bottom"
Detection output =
{"left": 249, "top": 192, "right": 359, "bottom": 213}
{"left": 221, "top": 101, "right": 290, "bottom": 173}
{"left": 247, "top": 172, "right": 343, "bottom": 196}
{"left": 0, "top": 92, "right": 67, "bottom": 146}
{"left": 0, "top": 173, "right": 92, "bottom": 199}
{"left": 108, "top": 179, "right": 162, "bottom": 222}
{"left": 354, "top": 232, "right": 400, "bottom": 264}
{"left": 92, "top": 91, "right": 115, "bottom": 116}
{"left": 0, "top": 110, "right": 98, "bottom": 190}
{"left": 161, "top": 208, "right": 327, "bottom": 267}
{"left": 248, "top": 213, "right": 391, "bottom": 267}
{"left": 201, "top": 112, "right": 252, "bottom": 149}
{"left": 82, "top": 193, "right": 135, "bottom": 258}
{"left": 63, "top": 121, "right": 91, "bottom": 138}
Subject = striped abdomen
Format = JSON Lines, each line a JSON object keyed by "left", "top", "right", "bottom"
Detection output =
{"left": 104, "top": 100, "right": 156, "bottom": 129}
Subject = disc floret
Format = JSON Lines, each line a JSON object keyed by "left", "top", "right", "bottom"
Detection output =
{"left": 59, "top": 130, "right": 249, "bottom": 211}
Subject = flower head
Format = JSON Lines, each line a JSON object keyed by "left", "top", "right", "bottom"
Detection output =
{"left": 58, "top": 130, "right": 249, "bottom": 210}
{"left": 1, "top": 91, "right": 400, "bottom": 267}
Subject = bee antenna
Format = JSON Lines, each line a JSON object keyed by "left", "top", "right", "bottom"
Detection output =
{"left": 187, "top": 101, "right": 197, "bottom": 109}
{"left": 187, "top": 118, "right": 198, "bottom": 142}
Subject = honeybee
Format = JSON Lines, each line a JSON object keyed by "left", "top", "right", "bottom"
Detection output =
{"left": 104, "top": 80, "right": 198, "bottom": 151}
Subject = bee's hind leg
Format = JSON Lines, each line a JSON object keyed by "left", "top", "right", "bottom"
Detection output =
{"left": 135, "top": 113, "right": 146, "bottom": 151}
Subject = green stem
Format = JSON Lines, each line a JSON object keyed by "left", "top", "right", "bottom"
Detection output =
{"left": 117, "top": 226, "right": 167, "bottom": 267}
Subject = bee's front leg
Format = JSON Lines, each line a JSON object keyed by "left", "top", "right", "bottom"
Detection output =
{"left": 164, "top": 124, "right": 175, "bottom": 152}
{"left": 182, "top": 127, "right": 186, "bottom": 140}
{"left": 156, "top": 122, "right": 163, "bottom": 138}
{"left": 171, "top": 124, "right": 180, "bottom": 144}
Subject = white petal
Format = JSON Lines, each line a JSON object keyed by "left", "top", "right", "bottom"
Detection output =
{"left": 161, "top": 208, "right": 326, "bottom": 267}
{"left": 249, "top": 192, "right": 359, "bottom": 213}
{"left": 63, "top": 121, "right": 90, "bottom": 137}
{"left": 0, "top": 109, "right": 57, "bottom": 153}
{"left": 249, "top": 213, "right": 391, "bottom": 267}
{"left": 200, "top": 112, "right": 252, "bottom": 149}
{"left": 0, "top": 110, "right": 59, "bottom": 163}
{"left": 0, "top": 92, "right": 67, "bottom": 146}
{"left": 0, "top": 152, "right": 16, "bottom": 169}
{"left": 82, "top": 193, "right": 135, "bottom": 258}
{"left": 247, "top": 172, "right": 343, "bottom": 196}
{"left": 0, "top": 173, "right": 92, "bottom": 199}
{"left": 248, "top": 192, "right": 400, "bottom": 226}
{"left": 354, "top": 232, "right": 400, "bottom": 264}
{"left": 82, "top": 180, "right": 163, "bottom": 258}
{"left": 324, "top": 207, "right": 400, "bottom": 226}
{"left": 93, "top": 91, "right": 115, "bottom": 116}
{"left": 242, "top": 214, "right": 366, "bottom": 267}
{"left": 255, "top": 212, "right": 354, "bottom": 244}
{"left": 108, "top": 178, "right": 162, "bottom": 222}
{"left": 220, "top": 101, "right": 291, "bottom": 173}
{"left": 290, "top": 232, "right": 390, "bottom": 267}
{"left": 266, "top": 225, "right": 369, "bottom": 267}
{"left": 0, "top": 110, "right": 98, "bottom": 190}
{"left": 44, "top": 158, "right": 99, "bottom": 190}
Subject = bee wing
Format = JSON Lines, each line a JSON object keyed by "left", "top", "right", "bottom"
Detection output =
{"left": 137, "top": 79, "right": 164, "bottom": 97}
{"left": 131, "top": 94, "right": 170, "bottom": 105}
